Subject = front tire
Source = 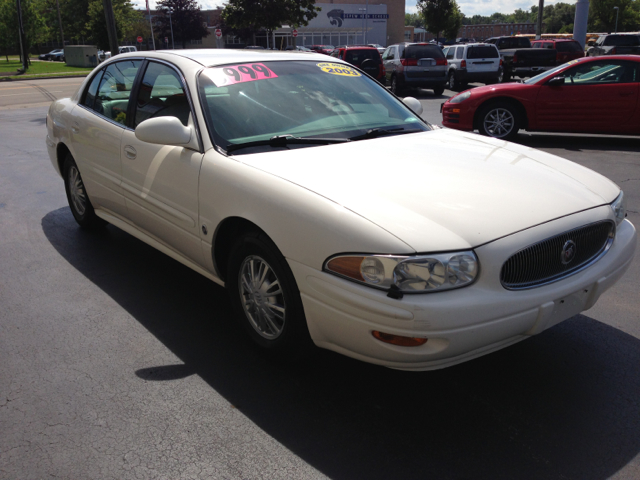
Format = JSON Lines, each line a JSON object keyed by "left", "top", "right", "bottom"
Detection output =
{"left": 227, "top": 231, "right": 314, "bottom": 358}
{"left": 63, "top": 154, "right": 105, "bottom": 229}
{"left": 477, "top": 102, "right": 520, "bottom": 140}
{"left": 433, "top": 85, "right": 445, "bottom": 96}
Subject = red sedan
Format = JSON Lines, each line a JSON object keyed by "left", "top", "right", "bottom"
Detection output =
{"left": 441, "top": 55, "right": 640, "bottom": 140}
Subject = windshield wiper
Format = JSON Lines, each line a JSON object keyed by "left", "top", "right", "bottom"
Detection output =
{"left": 226, "top": 135, "right": 349, "bottom": 154}
{"left": 348, "top": 127, "right": 422, "bottom": 141}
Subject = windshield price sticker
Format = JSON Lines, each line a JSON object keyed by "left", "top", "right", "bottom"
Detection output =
{"left": 317, "top": 63, "right": 361, "bottom": 77}
{"left": 206, "top": 63, "right": 278, "bottom": 87}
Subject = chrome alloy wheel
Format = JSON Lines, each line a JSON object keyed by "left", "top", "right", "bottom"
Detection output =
{"left": 68, "top": 165, "right": 87, "bottom": 216}
{"left": 483, "top": 107, "right": 515, "bottom": 138}
{"left": 238, "top": 255, "right": 286, "bottom": 339}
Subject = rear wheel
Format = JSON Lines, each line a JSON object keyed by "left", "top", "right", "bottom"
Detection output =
{"left": 447, "top": 72, "right": 457, "bottom": 90}
{"left": 433, "top": 85, "right": 445, "bottom": 96}
{"left": 477, "top": 102, "right": 520, "bottom": 140}
{"left": 390, "top": 75, "right": 403, "bottom": 96}
{"left": 227, "top": 231, "right": 314, "bottom": 358}
{"left": 63, "top": 154, "right": 105, "bottom": 229}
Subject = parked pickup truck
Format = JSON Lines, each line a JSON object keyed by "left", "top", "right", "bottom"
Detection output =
{"left": 587, "top": 34, "right": 640, "bottom": 57}
{"left": 485, "top": 36, "right": 557, "bottom": 81}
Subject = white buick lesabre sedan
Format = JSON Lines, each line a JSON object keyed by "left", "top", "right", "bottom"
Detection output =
{"left": 46, "top": 50, "right": 636, "bottom": 370}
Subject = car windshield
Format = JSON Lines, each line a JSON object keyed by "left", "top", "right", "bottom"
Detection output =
{"left": 523, "top": 63, "right": 568, "bottom": 84}
{"left": 198, "top": 60, "right": 429, "bottom": 153}
{"left": 604, "top": 35, "right": 640, "bottom": 46}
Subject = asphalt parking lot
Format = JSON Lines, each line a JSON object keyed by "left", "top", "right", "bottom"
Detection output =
{"left": 1, "top": 79, "right": 639, "bottom": 479}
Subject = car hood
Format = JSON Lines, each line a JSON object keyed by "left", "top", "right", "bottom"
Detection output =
{"left": 234, "top": 129, "right": 619, "bottom": 252}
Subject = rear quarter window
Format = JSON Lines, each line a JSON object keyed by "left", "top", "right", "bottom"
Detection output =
{"left": 467, "top": 46, "right": 499, "bottom": 59}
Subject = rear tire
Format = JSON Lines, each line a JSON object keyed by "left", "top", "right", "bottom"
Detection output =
{"left": 227, "top": 231, "right": 315, "bottom": 359}
{"left": 63, "top": 154, "right": 105, "bottom": 229}
{"left": 433, "top": 85, "right": 445, "bottom": 96}
{"left": 390, "top": 75, "right": 403, "bottom": 96}
{"left": 447, "top": 72, "right": 457, "bottom": 90}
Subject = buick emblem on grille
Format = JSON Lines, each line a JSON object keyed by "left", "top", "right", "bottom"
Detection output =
{"left": 561, "top": 240, "right": 577, "bottom": 265}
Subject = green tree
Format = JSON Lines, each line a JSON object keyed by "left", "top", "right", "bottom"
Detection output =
{"left": 155, "top": 0, "right": 210, "bottom": 49}
{"left": 405, "top": 12, "right": 422, "bottom": 27}
{"left": 222, "top": 0, "right": 319, "bottom": 38}
{"left": 84, "top": 0, "right": 142, "bottom": 50}
{"left": 418, "top": 0, "right": 462, "bottom": 39}
{"left": 589, "top": 0, "right": 635, "bottom": 32}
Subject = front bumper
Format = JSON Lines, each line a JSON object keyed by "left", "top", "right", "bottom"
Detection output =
{"left": 441, "top": 100, "right": 475, "bottom": 131}
{"left": 290, "top": 208, "right": 636, "bottom": 371}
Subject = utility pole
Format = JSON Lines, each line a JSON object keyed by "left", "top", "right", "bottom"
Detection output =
{"left": 16, "top": 0, "right": 29, "bottom": 71}
{"left": 535, "top": 0, "right": 544, "bottom": 40}
{"left": 55, "top": 0, "right": 65, "bottom": 47}
{"left": 102, "top": 0, "right": 119, "bottom": 55}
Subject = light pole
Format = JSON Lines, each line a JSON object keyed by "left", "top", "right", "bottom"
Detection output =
{"left": 168, "top": 8, "right": 175, "bottom": 49}
{"left": 613, "top": 6, "right": 619, "bottom": 33}
{"left": 365, "top": 0, "right": 368, "bottom": 45}
{"left": 358, "top": 7, "right": 366, "bottom": 44}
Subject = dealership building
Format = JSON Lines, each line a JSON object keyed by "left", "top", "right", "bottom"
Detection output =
{"left": 141, "top": 0, "right": 404, "bottom": 50}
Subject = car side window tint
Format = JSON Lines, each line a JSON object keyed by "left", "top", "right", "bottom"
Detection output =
{"left": 134, "top": 61, "right": 191, "bottom": 128}
{"left": 456, "top": 47, "right": 464, "bottom": 59}
{"left": 560, "top": 61, "right": 636, "bottom": 85}
{"left": 445, "top": 48, "right": 454, "bottom": 60}
{"left": 94, "top": 60, "right": 141, "bottom": 125}
{"left": 82, "top": 69, "right": 104, "bottom": 110}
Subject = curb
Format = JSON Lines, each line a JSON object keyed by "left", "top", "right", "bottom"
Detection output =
{"left": 0, "top": 74, "right": 89, "bottom": 82}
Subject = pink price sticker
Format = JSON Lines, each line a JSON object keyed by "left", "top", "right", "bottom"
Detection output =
{"left": 206, "top": 63, "right": 278, "bottom": 87}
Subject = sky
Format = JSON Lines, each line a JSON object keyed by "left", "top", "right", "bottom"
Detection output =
{"left": 132, "top": 0, "right": 579, "bottom": 19}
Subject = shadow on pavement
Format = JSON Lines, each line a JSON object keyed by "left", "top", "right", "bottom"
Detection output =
{"left": 43, "top": 207, "right": 640, "bottom": 480}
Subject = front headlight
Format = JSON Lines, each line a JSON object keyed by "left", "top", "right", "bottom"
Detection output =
{"left": 611, "top": 191, "right": 626, "bottom": 225}
{"left": 449, "top": 91, "right": 471, "bottom": 104}
{"left": 324, "top": 251, "right": 479, "bottom": 293}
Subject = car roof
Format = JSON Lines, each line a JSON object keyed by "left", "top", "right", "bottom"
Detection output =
{"left": 114, "top": 49, "right": 332, "bottom": 68}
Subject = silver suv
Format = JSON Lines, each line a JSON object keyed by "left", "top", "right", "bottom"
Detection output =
{"left": 442, "top": 43, "right": 502, "bottom": 89}
{"left": 382, "top": 42, "right": 447, "bottom": 96}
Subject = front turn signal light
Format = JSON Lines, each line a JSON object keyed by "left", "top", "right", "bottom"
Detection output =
{"left": 372, "top": 331, "right": 428, "bottom": 347}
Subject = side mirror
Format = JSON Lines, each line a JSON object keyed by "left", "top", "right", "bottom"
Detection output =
{"left": 403, "top": 96, "right": 423, "bottom": 116}
{"left": 135, "top": 116, "right": 192, "bottom": 145}
{"left": 547, "top": 76, "right": 566, "bottom": 86}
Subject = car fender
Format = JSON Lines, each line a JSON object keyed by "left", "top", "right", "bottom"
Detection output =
{"left": 197, "top": 149, "right": 415, "bottom": 277}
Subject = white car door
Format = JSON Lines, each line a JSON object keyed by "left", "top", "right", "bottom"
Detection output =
{"left": 120, "top": 60, "right": 205, "bottom": 266}
{"left": 70, "top": 60, "right": 142, "bottom": 218}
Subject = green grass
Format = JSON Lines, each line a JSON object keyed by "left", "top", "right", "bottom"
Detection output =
{"left": 0, "top": 58, "right": 92, "bottom": 80}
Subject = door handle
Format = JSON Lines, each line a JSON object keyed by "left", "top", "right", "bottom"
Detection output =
{"left": 124, "top": 145, "right": 137, "bottom": 159}
{"left": 71, "top": 122, "right": 80, "bottom": 134}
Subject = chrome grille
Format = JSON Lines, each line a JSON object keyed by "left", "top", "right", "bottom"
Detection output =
{"left": 501, "top": 221, "right": 615, "bottom": 290}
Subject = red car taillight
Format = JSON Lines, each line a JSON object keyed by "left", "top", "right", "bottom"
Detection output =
{"left": 513, "top": 54, "right": 518, "bottom": 63}
{"left": 461, "top": 59, "right": 466, "bottom": 68}
{"left": 400, "top": 58, "right": 418, "bottom": 66}
{"left": 435, "top": 57, "right": 447, "bottom": 66}
{"left": 379, "top": 63, "right": 385, "bottom": 79}
{"left": 610, "top": 47, "right": 617, "bottom": 54}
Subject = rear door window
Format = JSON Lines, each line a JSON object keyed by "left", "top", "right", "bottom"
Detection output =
{"left": 456, "top": 47, "right": 464, "bottom": 59}
{"left": 82, "top": 69, "right": 104, "bottom": 110}
{"left": 467, "top": 46, "right": 499, "bottom": 59}
{"left": 94, "top": 60, "right": 142, "bottom": 125}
